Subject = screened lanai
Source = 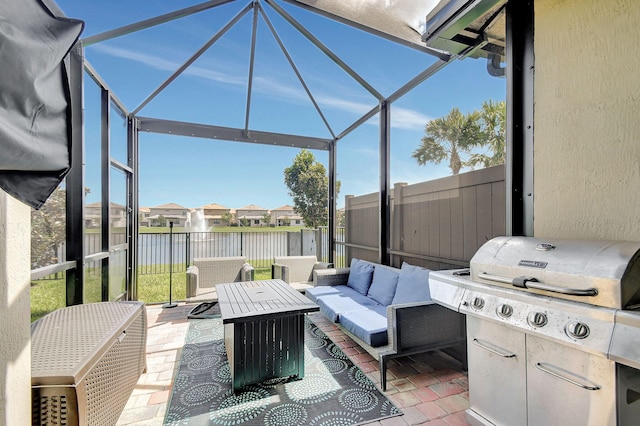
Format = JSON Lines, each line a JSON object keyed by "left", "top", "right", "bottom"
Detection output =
{"left": 16, "top": 0, "right": 530, "bottom": 305}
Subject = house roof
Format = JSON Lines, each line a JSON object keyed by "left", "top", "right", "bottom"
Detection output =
{"left": 239, "top": 204, "right": 266, "bottom": 211}
{"left": 278, "top": 213, "right": 302, "bottom": 219}
{"left": 273, "top": 204, "right": 295, "bottom": 211}
{"left": 148, "top": 214, "right": 186, "bottom": 219}
{"left": 201, "top": 203, "right": 229, "bottom": 210}
{"left": 85, "top": 201, "right": 125, "bottom": 208}
{"left": 153, "top": 202, "right": 188, "bottom": 209}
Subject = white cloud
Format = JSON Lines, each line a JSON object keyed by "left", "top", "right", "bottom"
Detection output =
{"left": 91, "top": 44, "right": 246, "bottom": 85}
{"left": 392, "top": 107, "right": 432, "bottom": 130}
{"left": 91, "top": 44, "right": 432, "bottom": 131}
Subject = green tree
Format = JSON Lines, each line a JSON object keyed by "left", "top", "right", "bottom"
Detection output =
{"left": 412, "top": 107, "right": 479, "bottom": 174}
{"left": 284, "top": 149, "right": 340, "bottom": 228}
{"left": 464, "top": 100, "right": 506, "bottom": 169}
{"left": 221, "top": 211, "right": 233, "bottom": 226}
{"left": 31, "top": 187, "right": 66, "bottom": 269}
{"left": 261, "top": 212, "right": 272, "bottom": 227}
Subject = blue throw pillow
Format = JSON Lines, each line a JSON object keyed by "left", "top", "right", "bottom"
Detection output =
{"left": 346, "top": 258, "right": 375, "bottom": 295}
{"left": 367, "top": 266, "right": 400, "bottom": 306}
{"left": 391, "top": 262, "right": 431, "bottom": 304}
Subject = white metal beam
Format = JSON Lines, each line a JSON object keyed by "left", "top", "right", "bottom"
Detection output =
{"left": 137, "top": 117, "right": 332, "bottom": 150}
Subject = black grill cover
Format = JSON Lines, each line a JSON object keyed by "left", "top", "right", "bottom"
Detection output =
{"left": 0, "top": 0, "right": 83, "bottom": 208}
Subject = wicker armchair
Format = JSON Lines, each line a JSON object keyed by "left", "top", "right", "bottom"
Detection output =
{"left": 314, "top": 267, "right": 467, "bottom": 391}
{"left": 185, "top": 256, "right": 254, "bottom": 302}
{"left": 271, "top": 255, "right": 333, "bottom": 292}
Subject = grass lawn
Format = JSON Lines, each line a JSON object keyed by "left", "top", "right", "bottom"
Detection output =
{"left": 31, "top": 267, "right": 273, "bottom": 322}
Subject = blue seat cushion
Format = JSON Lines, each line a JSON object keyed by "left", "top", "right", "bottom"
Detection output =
{"left": 306, "top": 285, "right": 344, "bottom": 304}
{"left": 367, "top": 265, "right": 400, "bottom": 306}
{"left": 313, "top": 286, "right": 378, "bottom": 322}
{"left": 340, "top": 306, "right": 389, "bottom": 347}
{"left": 346, "top": 258, "right": 375, "bottom": 295}
{"left": 391, "top": 262, "right": 432, "bottom": 305}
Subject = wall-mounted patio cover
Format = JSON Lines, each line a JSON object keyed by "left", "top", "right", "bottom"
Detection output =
{"left": 291, "top": 0, "right": 441, "bottom": 51}
{"left": 0, "top": 0, "right": 83, "bottom": 209}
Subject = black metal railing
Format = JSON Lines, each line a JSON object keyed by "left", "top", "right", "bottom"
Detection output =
{"left": 33, "top": 228, "right": 348, "bottom": 279}
{"left": 138, "top": 230, "right": 298, "bottom": 274}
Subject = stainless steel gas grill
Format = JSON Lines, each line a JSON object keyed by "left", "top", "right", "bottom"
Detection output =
{"left": 429, "top": 236, "right": 640, "bottom": 426}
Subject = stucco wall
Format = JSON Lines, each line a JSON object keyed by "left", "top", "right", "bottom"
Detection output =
{"left": 534, "top": 0, "right": 640, "bottom": 239}
{"left": 0, "top": 191, "right": 31, "bottom": 422}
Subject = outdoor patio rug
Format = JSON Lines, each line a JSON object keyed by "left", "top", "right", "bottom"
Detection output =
{"left": 164, "top": 316, "right": 402, "bottom": 425}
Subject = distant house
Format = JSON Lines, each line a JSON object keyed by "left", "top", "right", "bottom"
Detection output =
{"left": 139, "top": 207, "right": 151, "bottom": 227}
{"left": 271, "top": 205, "right": 305, "bottom": 227}
{"left": 235, "top": 204, "right": 268, "bottom": 227}
{"left": 200, "top": 203, "right": 231, "bottom": 227}
{"left": 148, "top": 203, "right": 189, "bottom": 227}
{"left": 85, "top": 201, "right": 126, "bottom": 228}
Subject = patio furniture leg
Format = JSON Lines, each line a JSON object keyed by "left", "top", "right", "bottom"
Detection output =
{"left": 380, "top": 354, "right": 388, "bottom": 391}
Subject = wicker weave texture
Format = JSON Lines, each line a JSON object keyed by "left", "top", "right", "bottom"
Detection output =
{"left": 31, "top": 302, "right": 147, "bottom": 425}
{"left": 196, "top": 256, "right": 247, "bottom": 289}
{"left": 314, "top": 267, "right": 350, "bottom": 286}
{"left": 186, "top": 257, "right": 254, "bottom": 299}
{"left": 391, "top": 302, "right": 465, "bottom": 349}
{"left": 273, "top": 256, "right": 319, "bottom": 283}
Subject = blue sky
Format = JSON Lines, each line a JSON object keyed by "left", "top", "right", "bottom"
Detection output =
{"left": 58, "top": 0, "right": 505, "bottom": 210}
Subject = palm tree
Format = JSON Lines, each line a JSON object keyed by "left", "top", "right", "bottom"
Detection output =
{"left": 464, "top": 100, "right": 506, "bottom": 169}
{"left": 412, "top": 107, "right": 479, "bottom": 174}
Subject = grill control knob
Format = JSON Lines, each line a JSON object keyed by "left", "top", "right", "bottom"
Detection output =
{"left": 497, "top": 304, "right": 513, "bottom": 318}
{"left": 566, "top": 322, "right": 590, "bottom": 339}
{"left": 528, "top": 312, "right": 548, "bottom": 328}
{"left": 471, "top": 297, "right": 485, "bottom": 310}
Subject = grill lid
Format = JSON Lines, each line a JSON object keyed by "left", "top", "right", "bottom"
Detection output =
{"left": 470, "top": 236, "right": 640, "bottom": 309}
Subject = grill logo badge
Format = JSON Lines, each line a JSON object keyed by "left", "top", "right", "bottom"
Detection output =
{"left": 519, "top": 260, "right": 548, "bottom": 268}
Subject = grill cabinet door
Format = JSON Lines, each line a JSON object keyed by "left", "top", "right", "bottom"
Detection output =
{"left": 526, "top": 335, "right": 616, "bottom": 426}
{"left": 467, "top": 318, "right": 527, "bottom": 425}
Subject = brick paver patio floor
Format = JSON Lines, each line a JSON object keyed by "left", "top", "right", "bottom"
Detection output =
{"left": 116, "top": 303, "right": 470, "bottom": 426}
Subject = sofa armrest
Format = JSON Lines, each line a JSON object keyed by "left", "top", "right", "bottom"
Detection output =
{"left": 271, "top": 263, "right": 289, "bottom": 283}
{"left": 241, "top": 263, "right": 255, "bottom": 281}
{"left": 386, "top": 301, "right": 466, "bottom": 354}
{"left": 186, "top": 265, "right": 199, "bottom": 298}
{"left": 314, "top": 262, "right": 334, "bottom": 270}
{"left": 313, "top": 267, "right": 350, "bottom": 286}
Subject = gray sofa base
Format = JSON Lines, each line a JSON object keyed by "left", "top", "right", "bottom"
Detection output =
{"left": 338, "top": 317, "right": 467, "bottom": 392}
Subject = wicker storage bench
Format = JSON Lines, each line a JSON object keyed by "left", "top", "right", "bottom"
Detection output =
{"left": 31, "top": 301, "right": 147, "bottom": 426}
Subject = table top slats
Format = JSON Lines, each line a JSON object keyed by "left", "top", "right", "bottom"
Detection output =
{"left": 216, "top": 280, "right": 319, "bottom": 323}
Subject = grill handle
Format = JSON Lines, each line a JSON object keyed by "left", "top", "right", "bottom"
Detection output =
{"left": 535, "top": 362, "right": 601, "bottom": 390}
{"left": 478, "top": 273, "right": 598, "bottom": 297}
{"left": 472, "top": 338, "right": 517, "bottom": 358}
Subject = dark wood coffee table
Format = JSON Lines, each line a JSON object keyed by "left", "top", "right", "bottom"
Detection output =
{"left": 215, "top": 279, "right": 319, "bottom": 392}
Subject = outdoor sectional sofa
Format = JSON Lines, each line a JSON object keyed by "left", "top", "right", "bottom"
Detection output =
{"left": 308, "top": 259, "right": 467, "bottom": 390}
